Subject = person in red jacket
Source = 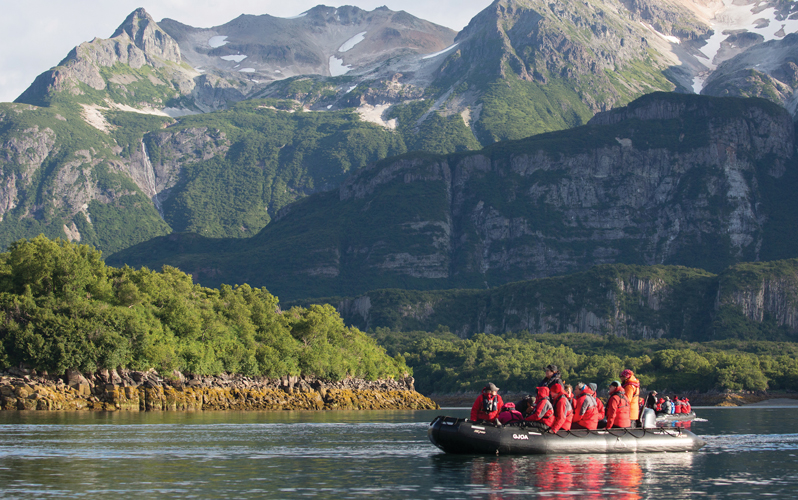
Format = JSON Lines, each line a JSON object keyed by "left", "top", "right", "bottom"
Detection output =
{"left": 549, "top": 383, "right": 574, "bottom": 433}
{"left": 684, "top": 398, "right": 692, "bottom": 413}
{"left": 571, "top": 383, "right": 600, "bottom": 430}
{"left": 589, "top": 383, "right": 605, "bottom": 419}
{"left": 525, "top": 386, "right": 555, "bottom": 430}
{"left": 497, "top": 402, "right": 524, "bottom": 425}
{"left": 620, "top": 369, "right": 640, "bottom": 423}
{"left": 471, "top": 383, "right": 504, "bottom": 423}
{"left": 605, "top": 380, "right": 631, "bottom": 429}
{"left": 674, "top": 397, "right": 684, "bottom": 414}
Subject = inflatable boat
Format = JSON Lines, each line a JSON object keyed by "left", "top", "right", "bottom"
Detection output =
{"left": 428, "top": 416, "right": 705, "bottom": 455}
{"left": 655, "top": 412, "right": 697, "bottom": 423}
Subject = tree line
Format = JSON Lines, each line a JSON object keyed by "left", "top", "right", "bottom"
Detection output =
{"left": 372, "top": 329, "right": 798, "bottom": 394}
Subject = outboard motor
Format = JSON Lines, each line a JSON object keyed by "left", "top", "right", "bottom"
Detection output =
{"left": 641, "top": 407, "right": 657, "bottom": 428}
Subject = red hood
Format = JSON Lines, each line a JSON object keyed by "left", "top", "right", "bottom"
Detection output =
{"left": 537, "top": 386, "right": 550, "bottom": 399}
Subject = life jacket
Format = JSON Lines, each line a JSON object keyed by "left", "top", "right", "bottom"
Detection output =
{"left": 527, "top": 386, "right": 555, "bottom": 426}
{"left": 655, "top": 398, "right": 664, "bottom": 412}
{"left": 572, "top": 389, "right": 599, "bottom": 430}
{"left": 684, "top": 399, "right": 691, "bottom": 413}
{"left": 550, "top": 392, "right": 574, "bottom": 433}
{"left": 482, "top": 394, "right": 499, "bottom": 413}
{"left": 606, "top": 389, "right": 630, "bottom": 429}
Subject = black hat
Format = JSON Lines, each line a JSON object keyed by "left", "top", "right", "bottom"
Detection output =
{"left": 486, "top": 382, "right": 500, "bottom": 392}
{"left": 545, "top": 364, "right": 558, "bottom": 373}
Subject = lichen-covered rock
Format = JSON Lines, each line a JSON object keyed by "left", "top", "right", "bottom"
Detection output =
{"left": 0, "top": 371, "right": 437, "bottom": 412}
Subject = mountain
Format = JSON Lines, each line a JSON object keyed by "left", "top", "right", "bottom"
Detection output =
{"left": 108, "top": 92, "right": 798, "bottom": 301}
{"left": 4, "top": 1, "right": 798, "bottom": 259}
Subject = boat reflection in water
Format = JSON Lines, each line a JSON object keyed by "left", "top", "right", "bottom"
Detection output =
{"left": 461, "top": 453, "right": 694, "bottom": 500}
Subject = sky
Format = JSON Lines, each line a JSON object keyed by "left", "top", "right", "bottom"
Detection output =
{"left": 0, "top": 0, "right": 492, "bottom": 103}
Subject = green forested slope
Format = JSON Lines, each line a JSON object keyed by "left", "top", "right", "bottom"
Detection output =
{"left": 0, "top": 236, "right": 408, "bottom": 380}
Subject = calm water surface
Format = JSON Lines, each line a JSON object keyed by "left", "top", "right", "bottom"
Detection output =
{"left": 1, "top": 407, "right": 797, "bottom": 499}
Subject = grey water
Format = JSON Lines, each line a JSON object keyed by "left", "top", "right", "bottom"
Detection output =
{"left": 0, "top": 407, "right": 797, "bottom": 499}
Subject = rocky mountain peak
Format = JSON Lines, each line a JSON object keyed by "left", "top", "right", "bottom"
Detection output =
{"left": 111, "top": 8, "right": 181, "bottom": 64}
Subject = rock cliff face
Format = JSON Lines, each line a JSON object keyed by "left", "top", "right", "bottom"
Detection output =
{"left": 112, "top": 93, "right": 798, "bottom": 303}
{"left": 330, "top": 93, "right": 795, "bottom": 285}
{"left": 328, "top": 259, "right": 798, "bottom": 341}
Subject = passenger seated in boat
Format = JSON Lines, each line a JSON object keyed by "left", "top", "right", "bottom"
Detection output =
{"left": 605, "top": 380, "right": 631, "bottom": 429}
{"left": 643, "top": 390, "right": 658, "bottom": 410}
{"left": 539, "top": 364, "right": 562, "bottom": 388}
{"left": 571, "top": 383, "right": 600, "bottom": 430}
{"left": 683, "top": 398, "right": 691, "bottom": 413}
{"left": 674, "top": 396, "right": 683, "bottom": 414}
{"left": 515, "top": 394, "right": 535, "bottom": 416}
{"left": 497, "top": 402, "right": 525, "bottom": 425}
{"left": 589, "top": 383, "right": 605, "bottom": 419}
{"left": 655, "top": 397, "right": 665, "bottom": 414}
{"left": 524, "top": 386, "right": 554, "bottom": 431}
{"left": 564, "top": 384, "right": 574, "bottom": 404}
{"left": 470, "top": 383, "right": 504, "bottom": 424}
{"left": 548, "top": 383, "right": 574, "bottom": 433}
{"left": 661, "top": 396, "right": 673, "bottom": 414}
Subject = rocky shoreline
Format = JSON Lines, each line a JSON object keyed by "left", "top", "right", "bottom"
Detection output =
{"left": 0, "top": 368, "right": 438, "bottom": 412}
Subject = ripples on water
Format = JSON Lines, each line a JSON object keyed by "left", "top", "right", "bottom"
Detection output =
{"left": 0, "top": 408, "right": 797, "bottom": 499}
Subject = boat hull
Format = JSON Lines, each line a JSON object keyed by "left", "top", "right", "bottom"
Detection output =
{"left": 655, "top": 412, "right": 697, "bottom": 423}
{"left": 428, "top": 416, "right": 705, "bottom": 455}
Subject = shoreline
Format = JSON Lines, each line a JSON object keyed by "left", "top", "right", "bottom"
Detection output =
{"left": 0, "top": 369, "right": 438, "bottom": 412}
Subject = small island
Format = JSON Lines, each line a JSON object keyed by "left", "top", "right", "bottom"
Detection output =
{"left": 0, "top": 236, "right": 436, "bottom": 412}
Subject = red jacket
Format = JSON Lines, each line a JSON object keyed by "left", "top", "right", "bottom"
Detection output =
{"left": 596, "top": 396, "right": 605, "bottom": 419}
{"left": 606, "top": 387, "right": 631, "bottom": 429}
{"left": 684, "top": 399, "right": 691, "bottom": 413}
{"left": 497, "top": 402, "right": 524, "bottom": 424}
{"left": 571, "top": 387, "right": 600, "bottom": 430}
{"left": 526, "top": 386, "right": 554, "bottom": 426}
{"left": 656, "top": 398, "right": 664, "bottom": 412}
{"left": 549, "top": 386, "right": 573, "bottom": 433}
{"left": 471, "top": 392, "right": 503, "bottom": 422}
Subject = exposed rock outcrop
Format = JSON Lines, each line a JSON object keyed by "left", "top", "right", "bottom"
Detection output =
{"left": 0, "top": 370, "right": 436, "bottom": 412}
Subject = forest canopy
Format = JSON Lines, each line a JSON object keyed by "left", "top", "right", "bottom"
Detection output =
{"left": 0, "top": 236, "right": 409, "bottom": 381}
{"left": 372, "top": 329, "right": 798, "bottom": 394}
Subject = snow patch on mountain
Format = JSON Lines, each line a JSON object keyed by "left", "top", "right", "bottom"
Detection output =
{"left": 422, "top": 43, "right": 459, "bottom": 59}
{"left": 221, "top": 55, "right": 247, "bottom": 62}
{"left": 208, "top": 36, "right": 228, "bottom": 48}
{"left": 641, "top": 22, "right": 680, "bottom": 44}
{"left": 329, "top": 56, "right": 351, "bottom": 76}
{"left": 339, "top": 32, "right": 367, "bottom": 53}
